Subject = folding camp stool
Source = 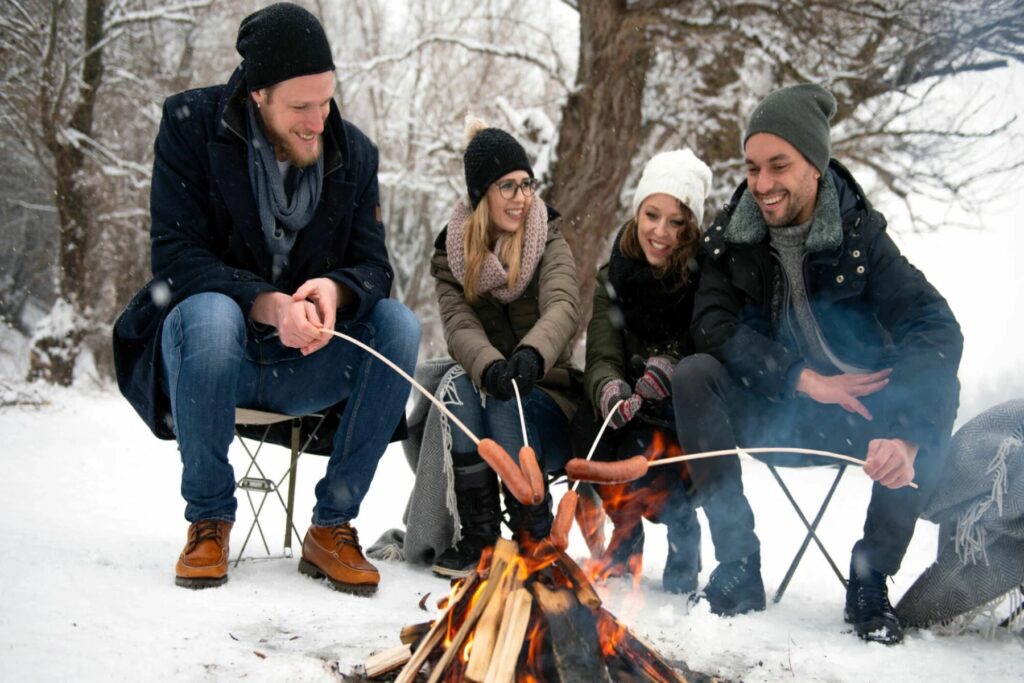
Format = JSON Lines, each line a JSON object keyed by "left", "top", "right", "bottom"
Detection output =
{"left": 232, "top": 408, "right": 328, "bottom": 565}
{"left": 763, "top": 461, "right": 849, "bottom": 603}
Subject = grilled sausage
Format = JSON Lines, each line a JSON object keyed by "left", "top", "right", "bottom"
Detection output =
{"left": 477, "top": 438, "right": 534, "bottom": 504}
{"left": 565, "top": 454, "right": 649, "bottom": 484}
{"left": 550, "top": 490, "right": 578, "bottom": 551}
{"left": 518, "top": 446, "right": 546, "bottom": 505}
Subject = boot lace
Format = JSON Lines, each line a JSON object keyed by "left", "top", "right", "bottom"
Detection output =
{"left": 186, "top": 520, "right": 225, "bottom": 553}
{"left": 331, "top": 524, "right": 362, "bottom": 551}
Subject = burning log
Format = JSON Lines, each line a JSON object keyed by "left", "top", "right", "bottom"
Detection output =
{"left": 369, "top": 536, "right": 709, "bottom": 683}
{"left": 532, "top": 582, "right": 614, "bottom": 683}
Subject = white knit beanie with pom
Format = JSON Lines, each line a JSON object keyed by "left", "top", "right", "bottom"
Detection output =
{"left": 631, "top": 149, "right": 713, "bottom": 226}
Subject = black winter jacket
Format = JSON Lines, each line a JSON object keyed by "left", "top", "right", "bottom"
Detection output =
{"left": 693, "top": 160, "right": 963, "bottom": 452}
{"left": 113, "top": 67, "right": 393, "bottom": 438}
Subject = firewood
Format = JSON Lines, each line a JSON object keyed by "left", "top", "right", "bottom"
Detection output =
{"left": 531, "top": 583, "right": 613, "bottom": 683}
{"left": 598, "top": 608, "right": 688, "bottom": 683}
{"left": 465, "top": 561, "right": 522, "bottom": 681}
{"left": 399, "top": 621, "right": 431, "bottom": 645}
{"left": 425, "top": 544, "right": 516, "bottom": 683}
{"left": 554, "top": 548, "right": 602, "bottom": 610}
{"left": 483, "top": 587, "right": 534, "bottom": 683}
{"left": 365, "top": 643, "right": 412, "bottom": 679}
{"left": 394, "top": 569, "right": 480, "bottom": 683}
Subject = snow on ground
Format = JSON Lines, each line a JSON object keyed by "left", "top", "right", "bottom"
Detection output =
{"left": 0, "top": 388, "right": 1020, "bottom": 682}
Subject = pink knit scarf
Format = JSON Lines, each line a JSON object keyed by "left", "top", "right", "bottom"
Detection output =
{"left": 445, "top": 196, "right": 549, "bottom": 304}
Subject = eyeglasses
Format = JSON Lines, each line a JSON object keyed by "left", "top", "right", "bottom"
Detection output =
{"left": 493, "top": 178, "right": 540, "bottom": 200}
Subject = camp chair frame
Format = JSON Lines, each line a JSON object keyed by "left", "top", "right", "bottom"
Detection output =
{"left": 765, "top": 462, "right": 848, "bottom": 602}
{"left": 232, "top": 408, "right": 328, "bottom": 565}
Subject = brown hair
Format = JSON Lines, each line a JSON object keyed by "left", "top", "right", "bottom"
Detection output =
{"left": 462, "top": 194, "right": 526, "bottom": 304}
{"left": 619, "top": 197, "right": 699, "bottom": 285}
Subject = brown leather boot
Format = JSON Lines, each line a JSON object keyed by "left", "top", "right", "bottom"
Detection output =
{"left": 299, "top": 523, "right": 379, "bottom": 596}
{"left": 175, "top": 520, "right": 233, "bottom": 589}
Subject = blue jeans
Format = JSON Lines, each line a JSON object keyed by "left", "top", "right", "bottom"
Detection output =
{"left": 446, "top": 372, "right": 572, "bottom": 473}
{"left": 160, "top": 292, "right": 420, "bottom": 526}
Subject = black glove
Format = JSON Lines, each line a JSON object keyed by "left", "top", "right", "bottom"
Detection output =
{"left": 506, "top": 347, "right": 544, "bottom": 397}
{"left": 482, "top": 359, "right": 513, "bottom": 400}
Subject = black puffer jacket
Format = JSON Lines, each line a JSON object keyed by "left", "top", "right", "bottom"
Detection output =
{"left": 693, "top": 160, "right": 963, "bottom": 452}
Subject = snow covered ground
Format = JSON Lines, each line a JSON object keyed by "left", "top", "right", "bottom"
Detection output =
{"left": 0, "top": 385, "right": 1020, "bottom": 682}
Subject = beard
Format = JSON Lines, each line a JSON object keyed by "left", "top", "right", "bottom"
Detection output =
{"left": 259, "top": 112, "right": 322, "bottom": 168}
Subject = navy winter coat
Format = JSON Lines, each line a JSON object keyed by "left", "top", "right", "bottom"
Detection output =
{"left": 113, "top": 67, "right": 393, "bottom": 439}
{"left": 693, "top": 160, "right": 963, "bottom": 453}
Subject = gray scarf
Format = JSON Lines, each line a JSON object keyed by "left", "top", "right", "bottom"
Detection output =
{"left": 246, "top": 101, "right": 323, "bottom": 281}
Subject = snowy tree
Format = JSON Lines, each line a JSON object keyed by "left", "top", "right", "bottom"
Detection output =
{"left": 546, "top": 0, "right": 1024, "bottom": 328}
{"left": 0, "top": 0, "right": 209, "bottom": 384}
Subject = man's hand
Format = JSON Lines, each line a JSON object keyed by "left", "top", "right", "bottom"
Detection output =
{"left": 796, "top": 367, "right": 892, "bottom": 421}
{"left": 292, "top": 278, "right": 349, "bottom": 355}
{"left": 863, "top": 438, "right": 918, "bottom": 489}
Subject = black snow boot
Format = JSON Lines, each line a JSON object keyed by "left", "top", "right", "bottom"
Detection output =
{"left": 432, "top": 461, "right": 501, "bottom": 578}
{"left": 703, "top": 550, "right": 766, "bottom": 616}
{"left": 504, "top": 484, "right": 553, "bottom": 548}
{"left": 663, "top": 507, "right": 702, "bottom": 595}
{"left": 844, "top": 562, "right": 903, "bottom": 645}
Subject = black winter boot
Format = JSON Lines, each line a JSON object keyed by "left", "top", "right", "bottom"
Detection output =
{"left": 844, "top": 562, "right": 903, "bottom": 644}
{"left": 597, "top": 508, "right": 645, "bottom": 578}
{"left": 504, "top": 485, "right": 552, "bottom": 548}
{"left": 663, "top": 507, "right": 701, "bottom": 595}
{"left": 702, "top": 550, "right": 766, "bottom": 616}
{"left": 432, "top": 461, "right": 501, "bottom": 578}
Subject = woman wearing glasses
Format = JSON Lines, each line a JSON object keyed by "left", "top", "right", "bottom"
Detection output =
{"left": 428, "top": 118, "right": 580, "bottom": 577}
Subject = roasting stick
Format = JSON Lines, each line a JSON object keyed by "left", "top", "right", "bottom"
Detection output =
{"left": 549, "top": 400, "right": 625, "bottom": 551}
{"left": 573, "top": 399, "right": 624, "bottom": 492}
{"left": 320, "top": 328, "right": 481, "bottom": 445}
{"left": 320, "top": 328, "right": 541, "bottom": 503}
{"left": 636, "top": 446, "right": 918, "bottom": 489}
{"left": 511, "top": 379, "right": 529, "bottom": 447}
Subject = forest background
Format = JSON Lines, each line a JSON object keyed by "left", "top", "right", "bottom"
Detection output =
{"left": 2, "top": 0, "right": 1022, "bottom": 409}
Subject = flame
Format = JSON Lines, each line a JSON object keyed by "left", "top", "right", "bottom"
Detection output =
{"left": 519, "top": 617, "right": 547, "bottom": 682}
{"left": 582, "top": 429, "right": 688, "bottom": 583}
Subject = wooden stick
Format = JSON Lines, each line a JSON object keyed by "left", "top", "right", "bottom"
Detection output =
{"left": 365, "top": 643, "right": 412, "bottom": 679}
{"left": 573, "top": 399, "right": 623, "bottom": 493}
{"left": 512, "top": 378, "right": 528, "bottom": 447}
{"left": 426, "top": 552, "right": 515, "bottom": 683}
{"left": 465, "top": 563, "right": 521, "bottom": 682}
{"left": 399, "top": 621, "right": 431, "bottom": 645}
{"left": 320, "top": 328, "right": 481, "bottom": 446}
{"left": 394, "top": 569, "right": 480, "bottom": 683}
{"left": 646, "top": 446, "right": 919, "bottom": 489}
{"left": 483, "top": 587, "right": 534, "bottom": 683}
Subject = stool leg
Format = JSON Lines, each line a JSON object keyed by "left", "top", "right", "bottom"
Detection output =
{"left": 771, "top": 465, "right": 848, "bottom": 602}
{"left": 284, "top": 419, "right": 301, "bottom": 554}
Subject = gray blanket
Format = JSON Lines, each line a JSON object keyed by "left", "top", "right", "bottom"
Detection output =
{"left": 368, "top": 359, "right": 466, "bottom": 565}
{"left": 896, "top": 398, "right": 1024, "bottom": 629}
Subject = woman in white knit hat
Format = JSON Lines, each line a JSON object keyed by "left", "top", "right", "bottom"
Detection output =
{"left": 573, "top": 149, "right": 760, "bottom": 609}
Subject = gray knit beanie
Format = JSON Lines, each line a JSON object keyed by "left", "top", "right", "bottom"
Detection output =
{"left": 743, "top": 83, "right": 836, "bottom": 174}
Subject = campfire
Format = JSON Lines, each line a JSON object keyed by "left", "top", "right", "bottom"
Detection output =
{"left": 360, "top": 537, "right": 707, "bottom": 682}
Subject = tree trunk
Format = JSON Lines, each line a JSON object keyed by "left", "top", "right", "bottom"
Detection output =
{"left": 28, "top": 0, "right": 106, "bottom": 385}
{"left": 546, "top": 1, "right": 651, "bottom": 336}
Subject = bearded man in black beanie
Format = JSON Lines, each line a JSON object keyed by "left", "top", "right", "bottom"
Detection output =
{"left": 113, "top": 2, "right": 420, "bottom": 596}
{"left": 671, "top": 83, "right": 963, "bottom": 643}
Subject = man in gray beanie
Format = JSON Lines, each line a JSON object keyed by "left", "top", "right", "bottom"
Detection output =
{"left": 672, "top": 83, "right": 963, "bottom": 643}
{"left": 113, "top": 2, "right": 420, "bottom": 596}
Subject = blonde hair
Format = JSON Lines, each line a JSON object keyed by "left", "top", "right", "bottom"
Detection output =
{"left": 462, "top": 195, "right": 525, "bottom": 304}
{"left": 620, "top": 198, "right": 700, "bottom": 286}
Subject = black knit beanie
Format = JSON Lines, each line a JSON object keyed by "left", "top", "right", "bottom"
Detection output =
{"left": 463, "top": 128, "right": 533, "bottom": 209}
{"left": 236, "top": 3, "right": 336, "bottom": 91}
{"left": 743, "top": 83, "right": 836, "bottom": 174}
